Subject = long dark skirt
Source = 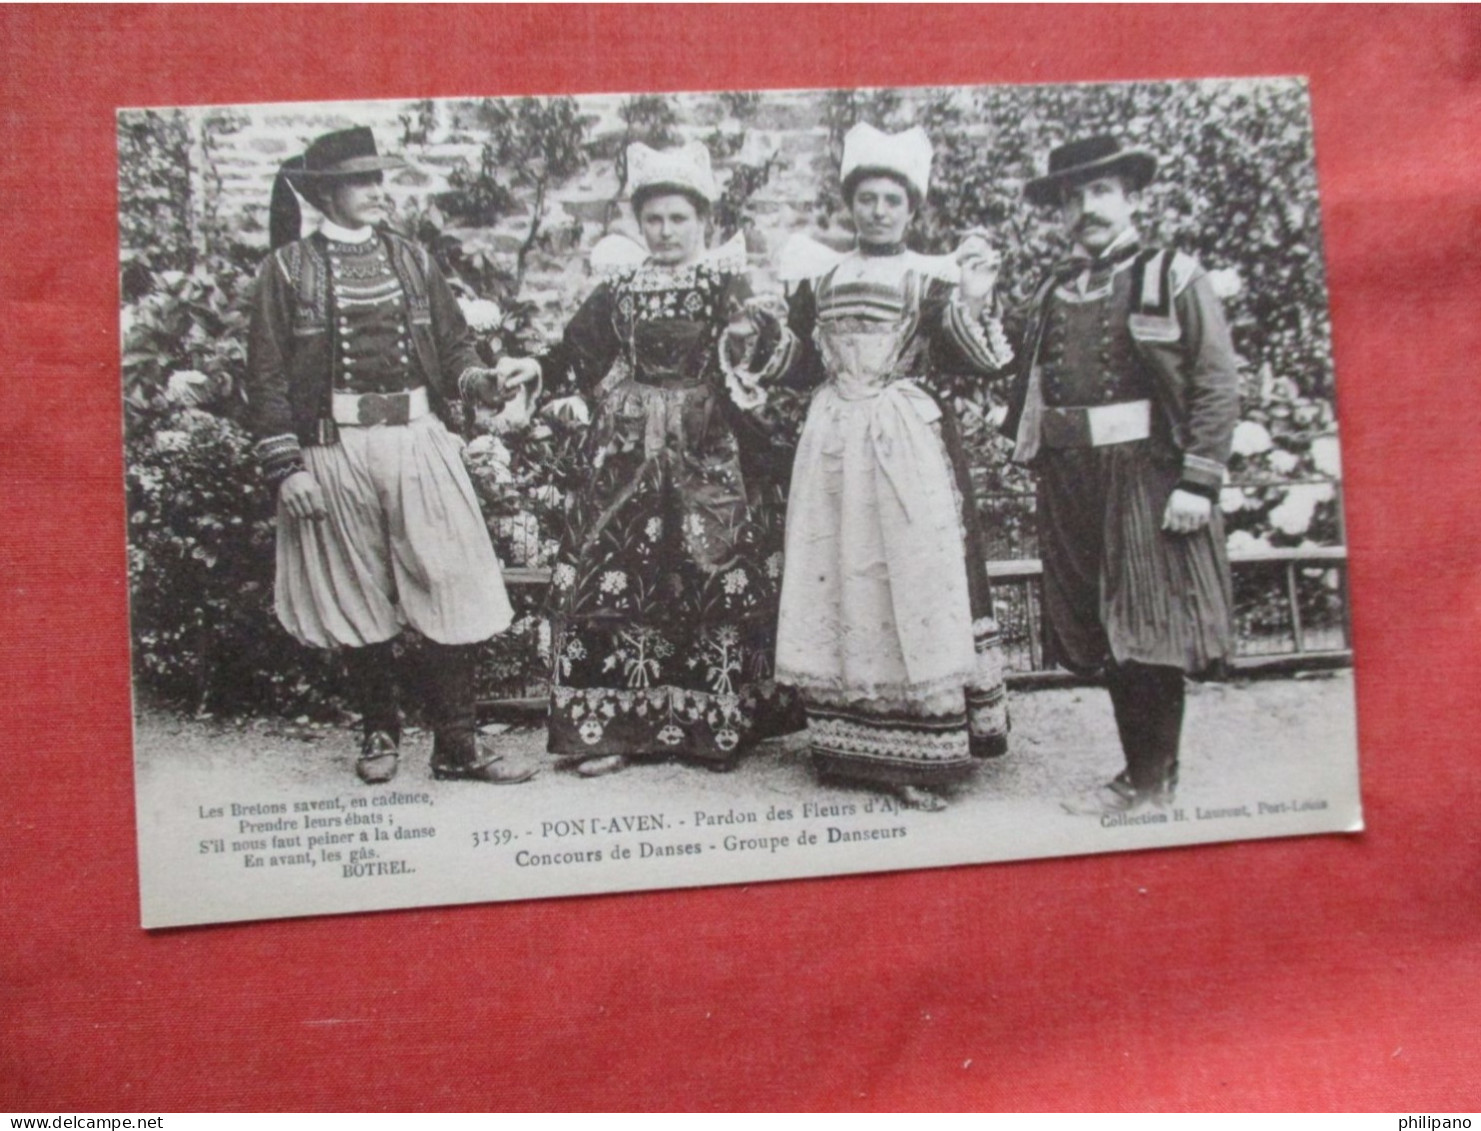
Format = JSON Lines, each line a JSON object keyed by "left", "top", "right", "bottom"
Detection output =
{"left": 1037, "top": 441, "right": 1233, "bottom": 676}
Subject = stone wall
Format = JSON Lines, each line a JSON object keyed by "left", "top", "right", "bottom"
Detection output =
{"left": 181, "top": 90, "right": 881, "bottom": 337}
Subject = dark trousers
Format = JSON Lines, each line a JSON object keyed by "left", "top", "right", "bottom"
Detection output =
{"left": 342, "top": 640, "right": 480, "bottom": 762}
{"left": 1105, "top": 660, "right": 1184, "bottom": 795}
{"left": 342, "top": 641, "right": 400, "bottom": 743}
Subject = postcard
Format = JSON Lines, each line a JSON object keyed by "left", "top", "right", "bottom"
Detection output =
{"left": 122, "top": 78, "right": 1361, "bottom": 927}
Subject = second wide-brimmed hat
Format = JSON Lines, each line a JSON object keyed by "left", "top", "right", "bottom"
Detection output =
{"left": 627, "top": 142, "right": 720, "bottom": 204}
{"left": 1024, "top": 135, "right": 1157, "bottom": 207}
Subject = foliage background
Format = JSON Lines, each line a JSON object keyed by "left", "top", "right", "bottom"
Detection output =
{"left": 118, "top": 80, "right": 1344, "bottom": 717}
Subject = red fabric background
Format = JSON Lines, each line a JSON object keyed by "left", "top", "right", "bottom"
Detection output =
{"left": 2, "top": 4, "right": 1477, "bottom": 1112}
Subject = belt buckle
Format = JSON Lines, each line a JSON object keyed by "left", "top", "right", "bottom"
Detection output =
{"left": 356, "top": 392, "right": 406, "bottom": 426}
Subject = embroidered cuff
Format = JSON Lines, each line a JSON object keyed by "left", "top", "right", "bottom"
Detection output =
{"left": 718, "top": 327, "right": 799, "bottom": 412}
{"left": 1179, "top": 452, "right": 1226, "bottom": 500}
{"left": 255, "top": 434, "right": 305, "bottom": 488}
{"left": 947, "top": 297, "right": 1014, "bottom": 372}
{"left": 752, "top": 328, "right": 798, "bottom": 386}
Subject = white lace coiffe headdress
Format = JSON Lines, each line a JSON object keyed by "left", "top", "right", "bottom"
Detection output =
{"left": 839, "top": 123, "right": 933, "bottom": 199}
{"left": 626, "top": 141, "right": 720, "bottom": 203}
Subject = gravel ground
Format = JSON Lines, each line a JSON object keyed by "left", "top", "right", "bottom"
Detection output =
{"left": 134, "top": 670, "right": 1359, "bottom": 813}
{"left": 132, "top": 670, "right": 1361, "bottom": 924}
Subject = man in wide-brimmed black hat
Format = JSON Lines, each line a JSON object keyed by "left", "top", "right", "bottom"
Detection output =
{"left": 1003, "top": 135, "right": 1241, "bottom": 815}
{"left": 246, "top": 126, "right": 536, "bottom": 786}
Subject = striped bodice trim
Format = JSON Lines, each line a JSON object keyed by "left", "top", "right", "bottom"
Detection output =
{"left": 815, "top": 278, "right": 914, "bottom": 324}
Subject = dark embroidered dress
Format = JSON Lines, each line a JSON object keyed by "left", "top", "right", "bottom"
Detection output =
{"left": 539, "top": 248, "right": 803, "bottom": 765}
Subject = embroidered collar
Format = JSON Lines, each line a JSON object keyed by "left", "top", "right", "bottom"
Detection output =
{"left": 607, "top": 231, "right": 749, "bottom": 292}
{"left": 778, "top": 234, "right": 959, "bottom": 286}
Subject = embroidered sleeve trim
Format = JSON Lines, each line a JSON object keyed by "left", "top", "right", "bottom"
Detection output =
{"left": 755, "top": 330, "right": 797, "bottom": 384}
{"left": 255, "top": 433, "right": 305, "bottom": 486}
{"left": 718, "top": 327, "right": 796, "bottom": 412}
{"left": 1180, "top": 452, "right": 1226, "bottom": 496}
{"left": 945, "top": 296, "right": 1013, "bottom": 371}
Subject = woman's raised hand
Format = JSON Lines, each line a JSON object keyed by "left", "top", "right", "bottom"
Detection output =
{"left": 954, "top": 230, "right": 1001, "bottom": 307}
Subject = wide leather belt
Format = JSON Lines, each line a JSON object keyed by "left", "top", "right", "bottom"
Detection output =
{"left": 331, "top": 386, "right": 430, "bottom": 427}
{"left": 1040, "top": 399, "right": 1151, "bottom": 449}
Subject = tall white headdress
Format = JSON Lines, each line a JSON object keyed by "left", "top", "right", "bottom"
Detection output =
{"left": 840, "top": 123, "right": 933, "bottom": 199}
{"left": 626, "top": 141, "right": 719, "bottom": 203}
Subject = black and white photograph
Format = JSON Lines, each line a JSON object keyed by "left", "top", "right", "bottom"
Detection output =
{"left": 121, "top": 79, "right": 1362, "bottom": 928}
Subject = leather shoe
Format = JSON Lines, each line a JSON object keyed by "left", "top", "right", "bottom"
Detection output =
{"left": 1061, "top": 777, "right": 1173, "bottom": 817}
{"left": 355, "top": 731, "right": 399, "bottom": 785}
{"left": 970, "top": 732, "right": 1010, "bottom": 759}
{"left": 575, "top": 754, "right": 627, "bottom": 778}
{"left": 896, "top": 785, "right": 948, "bottom": 812}
{"left": 432, "top": 757, "right": 538, "bottom": 784}
{"left": 1061, "top": 780, "right": 1146, "bottom": 817}
{"left": 1112, "top": 772, "right": 1177, "bottom": 808}
{"left": 431, "top": 733, "right": 537, "bottom": 784}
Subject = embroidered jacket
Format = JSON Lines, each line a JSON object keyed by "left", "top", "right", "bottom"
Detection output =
{"left": 1001, "top": 238, "right": 1241, "bottom": 499}
{"left": 531, "top": 233, "right": 786, "bottom": 408}
{"left": 245, "top": 230, "right": 482, "bottom": 484}
{"left": 535, "top": 256, "right": 754, "bottom": 396}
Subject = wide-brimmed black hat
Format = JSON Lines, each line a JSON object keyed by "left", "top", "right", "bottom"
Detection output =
{"left": 283, "top": 126, "right": 405, "bottom": 181}
{"left": 1024, "top": 135, "right": 1157, "bottom": 207}
{"left": 270, "top": 128, "right": 404, "bottom": 249}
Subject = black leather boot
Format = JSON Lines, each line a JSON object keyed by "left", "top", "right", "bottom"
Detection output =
{"left": 1139, "top": 666, "right": 1185, "bottom": 804}
{"left": 343, "top": 641, "right": 401, "bottom": 784}
{"left": 422, "top": 643, "right": 536, "bottom": 784}
{"left": 1107, "top": 661, "right": 1184, "bottom": 804}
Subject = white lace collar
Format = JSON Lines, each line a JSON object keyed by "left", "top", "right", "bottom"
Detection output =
{"left": 590, "top": 231, "right": 748, "bottom": 284}
{"left": 320, "top": 219, "right": 375, "bottom": 245}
